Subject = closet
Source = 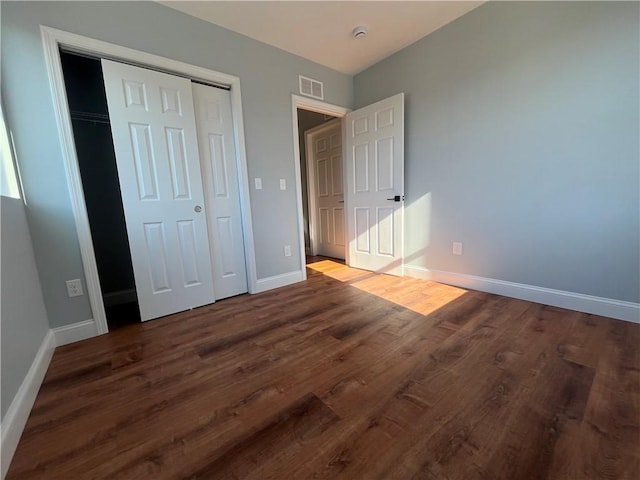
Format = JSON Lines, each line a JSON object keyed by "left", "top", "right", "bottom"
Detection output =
{"left": 61, "top": 51, "right": 248, "bottom": 329}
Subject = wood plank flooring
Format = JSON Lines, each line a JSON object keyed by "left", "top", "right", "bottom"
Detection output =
{"left": 7, "top": 258, "right": 640, "bottom": 479}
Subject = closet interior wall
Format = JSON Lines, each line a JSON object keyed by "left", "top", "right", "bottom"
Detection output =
{"left": 60, "top": 51, "right": 140, "bottom": 329}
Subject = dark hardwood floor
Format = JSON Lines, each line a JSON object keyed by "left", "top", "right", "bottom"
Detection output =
{"left": 7, "top": 259, "right": 640, "bottom": 479}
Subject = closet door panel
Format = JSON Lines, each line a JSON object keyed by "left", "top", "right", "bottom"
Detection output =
{"left": 192, "top": 83, "right": 248, "bottom": 299}
{"left": 102, "top": 59, "right": 215, "bottom": 321}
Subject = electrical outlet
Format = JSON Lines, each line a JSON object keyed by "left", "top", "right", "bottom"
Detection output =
{"left": 452, "top": 242, "right": 463, "bottom": 256}
{"left": 66, "top": 279, "right": 84, "bottom": 297}
{"left": 284, "top": 245, "right": 292, "bottom": 257}
{"left": 280, "top": 178, "right": 286, "bottom": 190}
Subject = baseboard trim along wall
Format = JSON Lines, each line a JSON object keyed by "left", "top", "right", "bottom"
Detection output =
{"left": 404, "top": 264, "right": 640, "bottom": 324}
{"left": 1, "top": 319, "right": 101, "bottom": 477}
{"left": 0, "top": 330, "right": 56, "bottom": 479}
{"left": 52, "top": 318, "right": 99, "bottom": 346}
{"left": 254, "top": 270, "right": 305, "bottom": 294}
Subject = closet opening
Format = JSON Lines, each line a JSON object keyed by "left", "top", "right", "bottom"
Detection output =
{"left": 60, "top": 48, "right": 251, "bottom": 329}
{"left": 60, "top": 51, "right": 140, "bottom": 331}
{"left": 42, "top": 27, "right": 258, "bottom": 336}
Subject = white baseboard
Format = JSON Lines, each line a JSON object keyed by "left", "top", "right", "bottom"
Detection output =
{"left": 1, "top": 319, "right": 100, "bottom": 477}
{"left": 52, "top": 319, "right": 99, "bottom": 346}
{"left": 254, "top": 270, "right": 304, "bottom": 294}
{"left": 404, "top": 265, "right": 640, "bottom": 324}
{"left": 1, "top": 330, "right": 55, "bottom": 479}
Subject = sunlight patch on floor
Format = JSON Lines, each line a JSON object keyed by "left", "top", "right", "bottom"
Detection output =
{"left": 307, "top": 259, "right": 468, "bottom": 317}
{"left": 307, "top": 259, "right": 372, "bottom": 283}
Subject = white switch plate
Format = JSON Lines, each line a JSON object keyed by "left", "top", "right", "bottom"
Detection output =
{"left": 280, "top": 178, "right": 286, "bottom": 190}
{"left": 254, "top": 177, "right": 262, "bottom": 190}
{"left": 284, "top": 245, "right": 292, "bottom": 257}
{"left": 66, "top": 279, "right": 84, "bottom": 297}
{"left": 452, "top": 242, "right": 463, "bottom": 256}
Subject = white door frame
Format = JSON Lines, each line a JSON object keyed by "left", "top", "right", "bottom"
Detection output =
{"left": 291, "top": 95, "right": 349, "bottom": 277}
{"left": 41, "top": 26, "right": 258, "bottom": 335}
{"left": 304, "top": 119, "right": 343, "bottom": 257}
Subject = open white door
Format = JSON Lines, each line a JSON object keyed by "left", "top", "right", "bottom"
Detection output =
{"left": 345, "top": 93, "right": 404, "bottom": 275}
{"left": 306, "top": 119, "right": 345, "bottom": 259}
{"left": 102, "top": 59, "right": 215, "bottom": 321}
{"left": 192, "top": 83, "right": 248, "bottom": 299}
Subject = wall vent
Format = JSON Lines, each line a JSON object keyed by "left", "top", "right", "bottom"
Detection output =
{"left": 299, "top": 75, "right": 324, "bottom": 100}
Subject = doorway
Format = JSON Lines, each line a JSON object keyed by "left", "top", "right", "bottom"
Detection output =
{"left": 292, "top": 96, "right": 349, "bottom": 268}
{"left": 297, "top": 109, "right": 339, "bottom": 256}
{"left": 304, "top": 118, "right": 345, "bottom": 259}
{"left": 292, "top": 93, "right": 406, "bottom": 277}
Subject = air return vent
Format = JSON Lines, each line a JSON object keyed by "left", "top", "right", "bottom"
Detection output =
{"left": 299, "top": 75, "right": 324, "bottom": 100}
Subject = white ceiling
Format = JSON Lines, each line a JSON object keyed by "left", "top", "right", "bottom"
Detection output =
{"left": 160, "top": 1, "right": 484, "bottom": 75}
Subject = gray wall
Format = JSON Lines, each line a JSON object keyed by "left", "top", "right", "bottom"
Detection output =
{"left": 355, "top": 1, "right": 639, "bottom": 302}
{"left": 297, "top": 109, "right": 336, "bottom": 249}
{"left": 1, "top": 1, "right": 353, "bottom": 327}
{"left": 1, "top": 197, "right": 50, "bottom": 419}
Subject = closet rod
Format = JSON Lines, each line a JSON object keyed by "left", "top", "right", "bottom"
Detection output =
{"left": 70, "top": 110, "right": 110, "bottom": 124}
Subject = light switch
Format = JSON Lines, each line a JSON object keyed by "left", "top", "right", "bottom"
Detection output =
{"left": 254, "top": 178, "right": 262, "bottom": 190}
{"left": 280, "top": 179, "right": 286, "bottom": 190}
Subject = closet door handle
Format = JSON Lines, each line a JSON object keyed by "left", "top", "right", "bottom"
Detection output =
{"left": 194, "top": 205, "right": 203, "bottom": 213}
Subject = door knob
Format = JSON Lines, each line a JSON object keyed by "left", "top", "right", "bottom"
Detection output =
{"left": 386, "top": 195, "right": 404, "bottom": 202}
{"left": 194, "top": 205, "right": 202, "bottom": 213}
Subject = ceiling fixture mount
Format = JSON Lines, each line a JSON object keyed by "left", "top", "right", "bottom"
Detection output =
{"left": 352, "top": 26, "right": 367, "bottom": 39}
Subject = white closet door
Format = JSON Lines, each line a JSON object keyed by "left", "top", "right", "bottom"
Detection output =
{"left": 345, "top": 93, "right": 404, "bottom": 275}
{"left": 101, "top": 59, "right": 215, "bottom": 321}
{"left": 192, "top": 83, "right": 248, "bottom": 299}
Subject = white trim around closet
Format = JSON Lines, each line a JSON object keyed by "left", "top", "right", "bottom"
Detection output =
{"left": 40, "top": 26, "right": 258, "bottom": 336}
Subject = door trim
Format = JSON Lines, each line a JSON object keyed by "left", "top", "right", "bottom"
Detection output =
{"left": 40, "top": 26, "right": 257, "bottom": 335}
{"left": 304, "top": 119, "right": 342, "bottom": 256}
{"left": 291, "top": 95, "right": 348, "bottom": 276}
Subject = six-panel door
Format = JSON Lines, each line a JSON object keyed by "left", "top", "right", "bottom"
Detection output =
{"left": 192, "top": 83, "right": 248, "bottom": 300}
{"left": 345, "top": 93, "right": 404, "bottom": 275}
{"left": 309, "top": 119, "right": 345, "bottom": 259}
{"left": 102, "top": 59, "right": 215, "bottom": 321}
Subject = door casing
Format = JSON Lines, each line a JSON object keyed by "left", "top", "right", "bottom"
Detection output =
{"left": 41, "top": 26, "right": 257, "bottom": 335}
